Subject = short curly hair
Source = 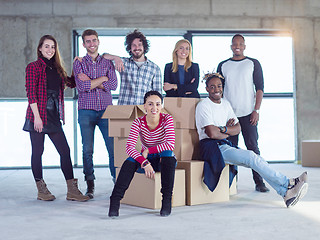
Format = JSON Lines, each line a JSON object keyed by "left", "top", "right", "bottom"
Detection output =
{"left": 125, "top": 29, "right": 150, "bottom": 56}
{"left": 203, "top": 72, "right": 225, "bottom": 87}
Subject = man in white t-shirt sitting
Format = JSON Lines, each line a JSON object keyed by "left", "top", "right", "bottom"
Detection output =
{"left": 195, "top": 72, "right": 308, "bottom": 207}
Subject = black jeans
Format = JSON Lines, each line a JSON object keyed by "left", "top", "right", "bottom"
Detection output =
{"left": 29, "top": 130, "right": 74, "bottom": 181}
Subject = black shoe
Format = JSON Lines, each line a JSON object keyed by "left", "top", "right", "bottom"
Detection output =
{"left": 86, "top": 180, "right": 94, "bottom": 199}
{"left": 108, "top": 199, "right": 120, "bottom": 218}
{"left": 108, "top": 207, "right": 119, "bottom": 218}
{"left": 255, "top": 183, "right": 270, "bottom": 192}
{"left": 160, "top": 203, "right": 172, "bottom": 217}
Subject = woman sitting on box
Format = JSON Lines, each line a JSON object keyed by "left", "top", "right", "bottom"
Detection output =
{"left": 108, "top": 90, "right": 176, "bottom": 217}
{"left": 163, "top": 39, "right": 200, "bottom": 98}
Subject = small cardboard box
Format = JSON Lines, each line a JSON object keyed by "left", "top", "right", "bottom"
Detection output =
{"left": 229, "top": 176, "right": 237, "bottom": 196}
{"left": 301, "top": 140, "right": 320, "bottom": 167}
{"left": 114, "top": 137, "right": 141, "bottom": 167}
{"left": 117, "top": 168, "right": 186, "bottom": 209}
{"left": 177, "top": 160, "right": 230, "bottom": 205}
{"left": 164, "top": 97, "right": 200, "bottom": 129}
{"left": 174, "top": 129, "right": 200, "bottom": 161}
{"left": 102, "top": 105, "right": 145, "bottom": 137}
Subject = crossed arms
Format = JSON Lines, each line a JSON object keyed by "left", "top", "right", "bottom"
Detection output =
{"left": 204, "top": 118, "right": 241, "bottom": 140}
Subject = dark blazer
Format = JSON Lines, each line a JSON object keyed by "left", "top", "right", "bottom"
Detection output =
{"left": 164, "top": 62, "right": 200, "bottom": 98}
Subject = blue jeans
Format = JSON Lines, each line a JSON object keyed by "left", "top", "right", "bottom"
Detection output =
{"left": 78, "top": 109, "right": 115, "bottom": 180}
{"left": 127, "top": 150, "right": 176, "bottom": 173}
{"left": 228, "top": 114, "right": 264, "bottom": 185}
{"left": 218, "top": 144, "right": 289, "bottom": 197}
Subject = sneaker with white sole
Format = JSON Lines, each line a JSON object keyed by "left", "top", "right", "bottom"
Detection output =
{"left": 284, "top": 172, "right": 308, "bottom": 208}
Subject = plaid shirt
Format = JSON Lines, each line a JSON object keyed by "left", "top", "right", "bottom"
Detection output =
{"left": 73, "top": 54, "right": 117, "bottom": 110}
{"left": 25, "top": 58, "right": 68, "bottom": 125}
{"left": 118, "top": 57, "right": 162, "bottom": 105}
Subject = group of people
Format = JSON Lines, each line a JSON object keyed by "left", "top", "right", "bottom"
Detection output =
{"left": 23, "top": 29, "right": 308, "bottom": 217}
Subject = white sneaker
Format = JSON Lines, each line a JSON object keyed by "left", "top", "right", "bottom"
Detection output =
{"left": 284, "top": 172, "right": 308, "bottom": 208}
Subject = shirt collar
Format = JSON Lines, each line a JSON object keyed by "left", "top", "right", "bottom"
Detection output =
{"left": 84, "top": 53, "right": 102, "bottom": 63}
{"left": 129, "top": 56, "right": 149, "bottom": 64}
{"left": 38, "top": 58, "right": 46, "bottom": 66}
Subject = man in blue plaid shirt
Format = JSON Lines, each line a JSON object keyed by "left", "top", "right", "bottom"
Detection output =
{"left": 103, "top": 29, "right": 162, "bottom": 105}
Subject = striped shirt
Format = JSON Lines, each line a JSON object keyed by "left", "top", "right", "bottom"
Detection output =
{"left": 126, "top": 113, "right": 175, "bottom": 164}
{"left": 73, "top": 54, "right": 117, "bottom": 110}
{"left": 118, "top": 57, "right": 162, "bottom": 105}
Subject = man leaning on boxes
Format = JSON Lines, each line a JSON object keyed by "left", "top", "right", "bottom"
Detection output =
{"left": 195, "top": 72, "right": 308, "bottom": 208}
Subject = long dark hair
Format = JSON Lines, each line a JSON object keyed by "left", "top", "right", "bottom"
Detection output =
{"left": 37, "top": 35, "right": 67, "bottom": 79}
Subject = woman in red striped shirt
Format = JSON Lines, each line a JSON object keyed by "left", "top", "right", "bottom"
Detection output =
{"left": 108, "top": 91, "right": 177, "bottom": 217}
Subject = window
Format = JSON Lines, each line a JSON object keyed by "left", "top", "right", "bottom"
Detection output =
{"left": 0, "top": 30, "right": 295, "bottom": 169}
{"left": 76, "top": 33, "right": 182, "bottom": 166}
{"left": 191, "top": 33, "right": 294, "bottom": 161}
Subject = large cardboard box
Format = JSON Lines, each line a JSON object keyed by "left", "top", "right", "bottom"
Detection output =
{"left": 114, "top": 137, "right": 128, "bottom": 167}
{"left": 301, "top": 140, "right": 320, "bottom": 167}
{"left": 114, "top": 137, "right": 142, "bottom": 167}
{"left": 114, "top": 129, "right": 200, "bottom": 165}
{"left": 117, "top": 169, "right": 186, "bottom": 209}
{"left": 177, "top": 160, "right": 230, "bottom": 205}
{"left": 164, "top": 97, "right": 200, "bottom": 129}
{"left": 174, "top": 129, "right": 200, "bottom": 161}
{"left": 102, "top": 105, "right": 145, "bottom": 137}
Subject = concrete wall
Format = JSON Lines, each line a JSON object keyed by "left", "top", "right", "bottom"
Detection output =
{"left": 1, "top": 0, "right": 320, "bottom": 160}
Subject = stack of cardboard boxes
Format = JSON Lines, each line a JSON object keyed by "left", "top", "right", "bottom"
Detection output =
{"left": 102, "top": 104, "right": 185, "bottom": 209}
{"left": 102, "top": 97, "right": 236, "bottom": 209}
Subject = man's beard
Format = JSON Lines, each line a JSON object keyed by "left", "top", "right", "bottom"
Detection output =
{"left": 131, "top": 50, "right": 144, "bottom": 60}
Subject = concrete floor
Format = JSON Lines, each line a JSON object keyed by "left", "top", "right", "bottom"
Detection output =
{"left": 1, "top": 163, "right": 319, "bottom": 240}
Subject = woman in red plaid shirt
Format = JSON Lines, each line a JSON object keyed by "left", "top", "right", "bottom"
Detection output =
{"left": 23, "top": 35, "right": 89, "bottom": 202}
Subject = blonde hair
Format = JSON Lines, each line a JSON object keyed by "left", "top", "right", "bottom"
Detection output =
{"left": 37, "top": 35, "right": 67, "bottom": 79}
{"left": 171, "top": 39, "right": 192, "bottom": 73}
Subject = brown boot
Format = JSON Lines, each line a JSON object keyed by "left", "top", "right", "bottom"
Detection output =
{"left": 66, "top": 179, "right": 90, "bottom": 202}
{"left": 36, "top": 179, "right": 56, "bottom": 201}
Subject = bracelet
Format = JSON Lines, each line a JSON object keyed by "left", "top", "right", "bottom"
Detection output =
{"left": 141, "top": 160, "right": 150, "bottom": 168}
{"left": 224, "top": 126, "right": 227, "bottom": 133}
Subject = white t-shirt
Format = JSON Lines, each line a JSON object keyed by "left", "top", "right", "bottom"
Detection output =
{"left": 195, "top": 97, "right": 238, "bottom": 141}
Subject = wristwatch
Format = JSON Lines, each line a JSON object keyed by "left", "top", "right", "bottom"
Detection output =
{"left": 218, "top": 126, "right": 226, "bottom": 133}
{"left": 254, "top": 109, "right": 260, "bottom": 114}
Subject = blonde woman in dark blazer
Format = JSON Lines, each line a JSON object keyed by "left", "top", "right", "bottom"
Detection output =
{"left": 163, "top": 39, "right": 200, "bottom": 98}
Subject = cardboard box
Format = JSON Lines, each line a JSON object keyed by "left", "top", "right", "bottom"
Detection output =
{"left": 164, "top": 97, "right": 200, "bottom": 129}
{"left": 174, "top": 129, "right": 200, "bottom": 161}
{"left": 301, "top": 140, "right": 320, "bottom": 167}
{"left": 114, "top": 137, "right": 142, "bottom": 167}
{"left": 114, "top": 137, "right": 129, "bottom": 167}
{"left": 177, "top": 160, "right": 230, "bottom": 205}
{"left": 102, "top": 105, "right": 145, "bottom": 137}
{"left": 229, "top": 176, "right": 237, "bottom": 196}
{"left": 117, "top": 169, "right": 186, "bottom": 209}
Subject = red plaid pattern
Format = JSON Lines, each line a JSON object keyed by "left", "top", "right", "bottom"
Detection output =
{"left": 25, "top": 58, "right": 70, "bottom": 125}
